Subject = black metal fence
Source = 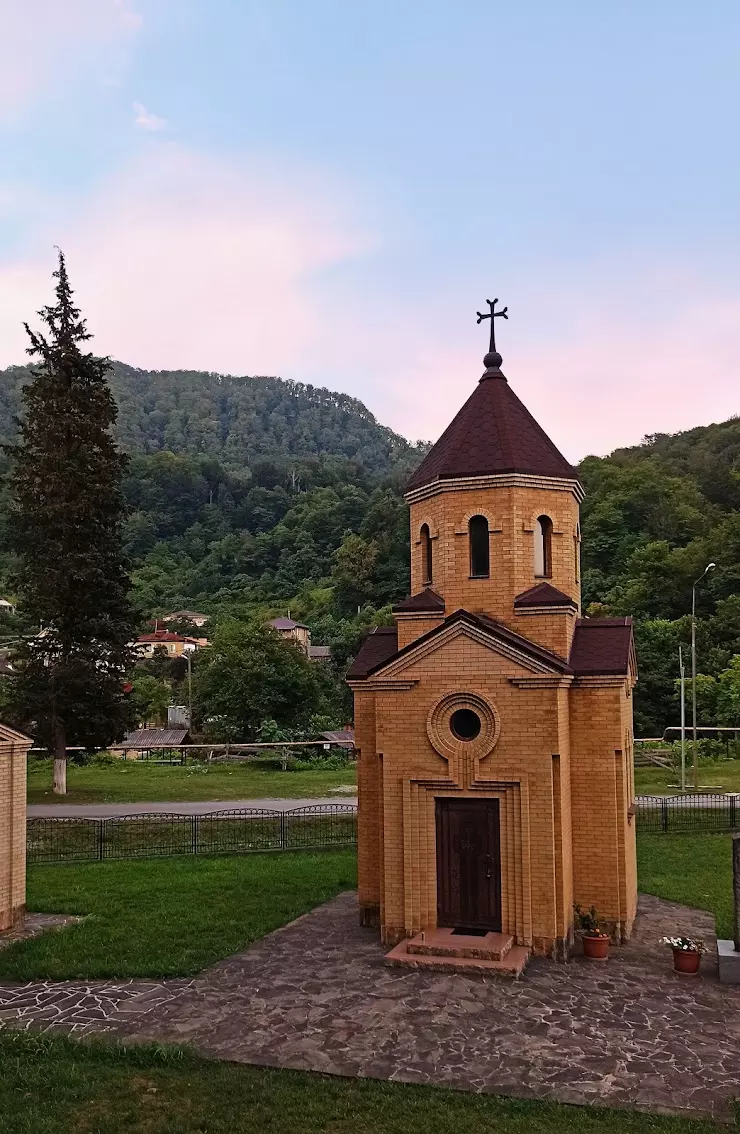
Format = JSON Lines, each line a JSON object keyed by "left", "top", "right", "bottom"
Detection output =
{"left": 27, "top": 804, "right": 357, "bottom": 865}
{"left": 635, "top": 794, "right": 740, "bottom": 834}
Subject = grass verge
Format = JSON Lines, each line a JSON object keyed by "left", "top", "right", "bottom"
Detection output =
{"left": 637, "top": 834, "right": 733, "bottom": 938}
{"left": 634, "top": 758, "right": 740, "bottom": 795}
{"left": 0, "top": 851, "right": 356, "bottom": 981}
{"left": 27, "top": 758, "right": 357, "bottom": 805}
{"left": 0, "top": 1031, "right": 728, "bottom": 1134}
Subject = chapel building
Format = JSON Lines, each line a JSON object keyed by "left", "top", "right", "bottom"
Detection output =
{"left": 348, "top": 329, "right": 637, "bottom": 965}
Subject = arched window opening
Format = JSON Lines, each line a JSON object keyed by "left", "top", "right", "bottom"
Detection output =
{"left": 469, "top": 515, "right": 490, "bottom": 578}
{"left": 420, "top": 524, "right": 433, "bottom": 586}
{"left": 534, "top": 515, "right": 553, "bottom": 578}
{"left": 575, "top": 522, "right": 581, "bottom": 583}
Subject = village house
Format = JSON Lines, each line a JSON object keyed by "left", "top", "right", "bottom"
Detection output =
{"left": 348, "top": 316, "right": 637, "bottom": 972}
{"left": 268, "top": 617, "right": 331, "bottom": 661}
{"left": 134, "top": 629, "right": 207, "bottom": 659}
{"left": 162, "top": 609, "right": 210, "bottom": 628}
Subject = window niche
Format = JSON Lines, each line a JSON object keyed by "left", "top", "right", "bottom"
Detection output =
{"left": 420, "top": 523, "right": 433, "bottom": 586}
{"left": 534, "top": 515, "right": 553, "bottom": 578}
{"left": 469, "top": 515, "right": 490, "bottom": 578}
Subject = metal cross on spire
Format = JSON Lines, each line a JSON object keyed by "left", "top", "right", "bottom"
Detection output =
{"left": 476, "top": 298, "right": 508, "bottom": 354}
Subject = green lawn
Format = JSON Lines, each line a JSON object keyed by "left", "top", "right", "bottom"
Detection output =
{"left": 0, "top": 1032, "right": 727, "bottom": 1134}
{"left": 2, "top": 837, "right": 731, "bottom": 983}
{"left": 0, "top": 851, "right": 356, "bottom": 981}
{"left": 637, "top": 833, "right": 733, "bottom": 938}
{"left": 27, "top": 757, "right": 357, "bottom": 804}
{"left": 635, "top": 758, "right": 740, "bottom": 795}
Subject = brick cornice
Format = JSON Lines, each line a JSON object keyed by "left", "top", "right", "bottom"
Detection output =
{"left": 404, "top": 472, "right": 585, "bottom": 506}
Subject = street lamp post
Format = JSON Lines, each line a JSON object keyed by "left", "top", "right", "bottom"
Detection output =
{"left": 679, "top": 644, "right": 686, "bottom": 793}
{"left": 691, "top": 562, "right": 716, "bottom": 791}
{"left": 185, "top": 650, "right": 193, "bottom": 730}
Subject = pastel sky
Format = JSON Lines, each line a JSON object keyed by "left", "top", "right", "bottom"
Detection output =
{"left": 1, "top": 1, "right": 739, "bottom": 460}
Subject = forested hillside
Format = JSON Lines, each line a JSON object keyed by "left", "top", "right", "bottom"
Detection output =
{"left": 0, "top": 363, "right": 418, "bottom": 473}
{"left": 0, "top": 361, "right": 738, "bottom": 735}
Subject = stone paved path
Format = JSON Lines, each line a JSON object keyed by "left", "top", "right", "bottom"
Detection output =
{"left": 0, "top": 913, "right": 81, "bottom": 952}
{"left": 1, "top": 893, "right": 739, "bottom": 1119}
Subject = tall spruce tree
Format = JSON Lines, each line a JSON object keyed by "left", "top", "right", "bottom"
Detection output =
{"left": 7, "top": 252, "right": 135, "bottom": 793}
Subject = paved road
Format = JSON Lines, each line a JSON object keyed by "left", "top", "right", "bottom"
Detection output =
{"left": 635, "top": 792, "right": 740, "bottom": 808}
{"left": 27, "top": 796, "right": 357, "bottom": 818}
{"left": 27, "top": 793, "right": 738, "bottom": 818}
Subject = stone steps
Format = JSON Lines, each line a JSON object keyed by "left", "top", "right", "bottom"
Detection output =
{"left": 407, "top": 927, "right": 514, "bottom": 961}
{"left": 385, "top": 928, "right": 530, "bottom": 978}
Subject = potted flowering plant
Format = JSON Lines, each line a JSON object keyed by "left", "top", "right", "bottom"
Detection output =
{"left": 660, "top": 936, "right": 705, "bottom": 974}
{"left": 574, "top": 904, "right": 610, "bottom": 959}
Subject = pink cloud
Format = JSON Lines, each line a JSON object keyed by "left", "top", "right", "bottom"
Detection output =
{"left": 1, "top": 0, "right": 141, "bottom": 118}
{"left": 1, "top": 143, "right": 738, "bottom": 461}
{"left": 0, "top": 144, "right": 369, "bottom": 376}
{"left": 338, "top": 282, "right": 740, "bottom": 461}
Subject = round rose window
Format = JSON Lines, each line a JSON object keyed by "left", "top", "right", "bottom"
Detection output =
{"left": 450, "top": 708, "right": 481, "bottom": 741}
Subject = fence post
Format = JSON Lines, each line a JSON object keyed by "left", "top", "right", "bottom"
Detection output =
{"left": 191, "top": 814, "right": 198, "bottom": 855}
{"left": 731, "top": 833, "right": 740, "bottom": 952}
{"left": 98, "top": 819, "right": 105, "bottom": 861}
{"left": 731, "top": 796, "right": 737, "bottom": 832}
{"left": 281, "top": 811, "right": 287, "bottom": 850}
{"left": 661, "top": 798, "right": 669, "bottom": 833}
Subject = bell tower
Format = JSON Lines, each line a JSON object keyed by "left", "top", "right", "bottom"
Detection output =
{"left": 398, "top": 301, "right": 583, "bottom": 659}
{"left": 349, "top": 296, "right": 637, "bottom": 960}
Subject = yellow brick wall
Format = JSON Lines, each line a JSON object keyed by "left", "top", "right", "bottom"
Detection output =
{"left": 395, "top": 613, "right": 445, "bottom": 650}
{"left": 408, "top": 484, "right": 581, "bottom": 630}
{"left": 0, "top": 739, "right": 29, "bottom": 933}
{"left": 512, "top": 608, "right": 577, "bottom": 659}
{"left": 569, "top": 680, "right": 637, "bottom": 940}
{"left": 355, "top": 690, "right": 381, "bottom": 924}
{"left": 354, "top": 473, "right": 635, "bottom": 961}
{"left": 360, "top": 634, "right": 576, "bottom": 953}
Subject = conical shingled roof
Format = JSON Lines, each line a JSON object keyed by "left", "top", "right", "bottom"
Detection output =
{"left": 406, "top": 364, "right": 577, "bottom": 492}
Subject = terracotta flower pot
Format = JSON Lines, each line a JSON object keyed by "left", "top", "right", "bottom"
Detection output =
{"left": 673, "top": 948, "right": 701, "bottom": 974}
{"left": 583, "top": 934, "right": 609, "bottom": 960}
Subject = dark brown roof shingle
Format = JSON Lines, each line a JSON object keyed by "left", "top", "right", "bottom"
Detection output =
{"left": 406, "top": 371, "right": 577, "bottom": 492}
{"left": 392, "top": 588, "right": 445, "bottom": 613}
{"left": 569, "top": 618, "right": 635, "bottom": 676}
{"left": 514, "top": 582, "right": 577, "bottom": 609}
{"left": 347, "top": 609, "right": 573, "bottom": 680}
{"left": 346, "top": 626, "right": 399, "bottom": 679}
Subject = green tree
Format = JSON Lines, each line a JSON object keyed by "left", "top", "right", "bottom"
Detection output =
{"left": 716, "top": 656, "right": 740, "bottom": 727}
{"left": 193, "top": 620, "right": 321, "bottom": 740}
{"left": 5, "top": 253, "right": 134, "bottom": 792}
{"left": 331, "top": 533, "right": 378, "bottom": 616}
{"left": 130, "top": 673, "right": 171, "bottom": 727}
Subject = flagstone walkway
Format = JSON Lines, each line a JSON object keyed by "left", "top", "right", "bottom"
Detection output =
{"left": 1, "top": 893, "right": 739, "bottom": 1120}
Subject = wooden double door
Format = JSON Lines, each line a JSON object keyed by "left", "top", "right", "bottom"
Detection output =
{"left": 435, "top": 798, "right": 502, "bottom": 932}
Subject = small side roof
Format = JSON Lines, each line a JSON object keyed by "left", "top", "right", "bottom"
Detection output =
{"left": 569, "top": 618, "right": 635, "bottom": 676}
{"left": 319, "top": 729, "right": 355, "bottom": 747}
{"left": 269, "top": 617, "right": 309, "bottom": 631}
{"left": 514, "top": 582, "right": 578, "bottom": 609}
{"left": 0, "top": 722, "right": 33, "bottom": 745}
{"left": 346, "top": 626, "right": 399, "bottom": 679}
{"left": 392, "top": 588, "right": 445, "bottom": 614}
{"left": 347, "top": 610, "right": 571, "bottom": 681}
{"left": 120, "top": 728, "right": 190, "bottom": 749}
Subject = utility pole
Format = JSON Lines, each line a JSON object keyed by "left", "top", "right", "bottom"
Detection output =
{"left": 679, "top": 644, "right": 686, "bottom": 793}
{"left": 186, "top": 650, "right": 193, "bottom": 730}
{"left": 692, "top": 563, "right": 716, "bottom": 791}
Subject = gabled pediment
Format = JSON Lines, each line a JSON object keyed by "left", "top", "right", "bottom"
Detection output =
{"left": 366, "top": 609, "right": 570, "bottom": 681}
